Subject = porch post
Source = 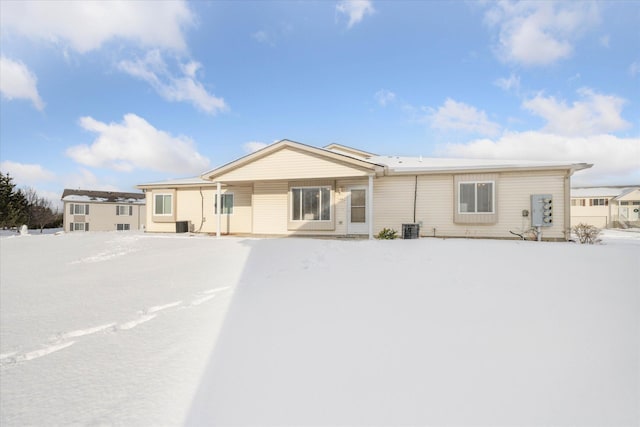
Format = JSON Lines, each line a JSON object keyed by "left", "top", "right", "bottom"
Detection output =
{"left": 368, "top": 174, "right": 374, "bottom": 240}
{"left": 216, "top": 182, "right": 221, "bottom": 238}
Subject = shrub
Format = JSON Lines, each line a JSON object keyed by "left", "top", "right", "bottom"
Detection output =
{"left": 572, "top": 223, "right": 602, "bottom": 244}
{"left": 376, "top": 228, "right": 398, "bottom": 240}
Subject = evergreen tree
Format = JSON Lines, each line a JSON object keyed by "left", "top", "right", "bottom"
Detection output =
{"left": 0, "top": 172, "right": 28, "bottom": 228}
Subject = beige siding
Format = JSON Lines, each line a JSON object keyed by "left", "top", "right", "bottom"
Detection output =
{"left": 618, "top": 189, "right": 640, "bottom": 202}
{"left": 572, "top": 216, "right": 608, "bottom": 228}
{"left": 370, "top": 171, "right": 568, "bottom": 240}
{"left": 214, "top": 146, "right": 372, "bottom": 182}
{"left": 372, "top": 176, "right": 417, "bottom": 233}
{"left": 453, "top": 173, "right": 499, "bottom": 224}
{"left": 64, "top": 201, "right": 145, "bottom": 232}
{"left": 145, "top": 186, "right": 252, "bottom": 234}
{"left": 571, "top": 205, "right": 610, "bottom": 228}
{"left": 253, "top": 181, "right": 288, "bottom": 234}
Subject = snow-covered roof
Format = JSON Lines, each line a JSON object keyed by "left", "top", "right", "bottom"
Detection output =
{"left": 369, "top": 155, "right": 591, "bottom": 174}
{"left": 137, "top": 177, "right": 214, "bottom": 188}
{"left": 137, "top": 141, "right": 593, "bottom": 188}
{"left": 571, "top": 186, "right": 639, "bottom": 198}
{"left": 61, "top": 189, "right": 145, "bottom": 204}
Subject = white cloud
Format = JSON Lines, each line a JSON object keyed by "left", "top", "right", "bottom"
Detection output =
{"left": 0, "top": 57, "right": 45, "bottom": 110}
{"left": 252, "top": 31, "right": 275, "bottom": 46}
{"left": 599, "top": 34, "right": 610, "bottom": 48}
{"left": 336, "top": 0, "right": 375, "bottom": 29}
{"left": 629, "top": 61, "right": 640, "bottom": 78}
{"left": 522, "top": 88, "right": 630, "bottom": 136}
{"left": 243, "top": 141, "right": 268, "bottom": 154}
{"left": 429, "top": 99, "right": 501, "bottom": 137}
{"left": 0, "top": 161, "right": 55, "bottom": 185}
{"left": 0, "top": 0, "right": 194, "bottom": 53}
{"left": 438, "top": 131, "right": 640, "bottom": 186}
{"left": 63, "top": 168, "right": 119, "bottom": 192}
{"left": 494, "top": 73, "right": 520, "bottom": 92}
{"left": 484, "top": 1, "right": 599, "bottom": 66}
{"left": 118, "top": 50, "right": 228, "bottom": 115}
{"left": 375, "top": 89, "right": 396, "bottom": 107}
{"left": 66, "top": 114, "right": 210, "bottom": 174}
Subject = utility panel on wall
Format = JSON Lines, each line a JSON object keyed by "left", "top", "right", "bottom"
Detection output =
{"left": 531, "top": 194, "right": 553, "bottom": 227}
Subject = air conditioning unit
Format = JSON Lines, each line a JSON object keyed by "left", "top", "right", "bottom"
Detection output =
{"left": 176, "top": 220, "right": 191, "bottom": 233}
{"left": 402, "top": 223, "right": 420, "bottom": 239}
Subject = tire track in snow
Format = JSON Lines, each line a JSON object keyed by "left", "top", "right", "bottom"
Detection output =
{"left": 1, "top": 286, "right": 233, "bottom": 367}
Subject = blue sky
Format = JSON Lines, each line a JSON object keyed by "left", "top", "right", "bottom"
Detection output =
{"left": 1, "top": 0, "right": 638, "bottom": 207}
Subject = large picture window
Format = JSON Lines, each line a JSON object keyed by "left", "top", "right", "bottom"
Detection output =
{"left": 154, "top": 194, "right": 172, "bottom": 216}
{"left": 459, "top": 181, "right": 494, "bottom": 213}
{"left": 291, "top": 187, "right": 331, "bottom": 221}
{"left": 214, "top": 193, "right": 234, "bottom": 214}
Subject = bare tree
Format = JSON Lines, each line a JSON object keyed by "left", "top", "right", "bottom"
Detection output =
{"left": 23, "top": 187, "right": 59, "bottom": 233}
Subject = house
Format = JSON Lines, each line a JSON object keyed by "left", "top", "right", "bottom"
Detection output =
{"left": 571, "top": 186, "right": 640, "bottom": 229}
{"left": 62, "top": 189, "right": 146, "bottom": 232}
{"left": 137, "top": 140, "right": 592, "bottom": 241}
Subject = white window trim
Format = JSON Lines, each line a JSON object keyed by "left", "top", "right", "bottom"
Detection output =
{"left": 116, "top": 223, "right": 131, "bottom": 231}
{"left": 214, "top": 192, "right": 234, "bottom": 215}
{"left": 290, "top": 186, "right": 332, "bottom": 222}
{"left": 154, "top": 193, "right": 173, "bottom": 216}
{"left": 458, "top": 181, "right": 495, "bottom": 214}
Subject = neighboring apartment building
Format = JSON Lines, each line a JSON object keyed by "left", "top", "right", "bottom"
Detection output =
{"left": 571, "top": 186, "right": 640, "bottom": 229}
{"left": 62, "top": 189, "right": 146, "bottom": 232}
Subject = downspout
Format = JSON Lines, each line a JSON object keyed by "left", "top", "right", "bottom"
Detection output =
{"left": 413, "top": 175, "right": 418, "bottom": 223}
{"left": 564, "top": 170, "right": 572, "bottom": 241}
{"left": 197, "top": 187, "right": 204, "bottom": 232}
{"left": 368, "top": 174, "right": 374, "bottom": 240}
{"left": 216, "top": 182, "right": 222, "bottom": 238}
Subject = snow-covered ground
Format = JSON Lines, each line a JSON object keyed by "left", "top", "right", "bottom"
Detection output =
{"left": 1, "top": 231, "right": 638, "bottom": 426}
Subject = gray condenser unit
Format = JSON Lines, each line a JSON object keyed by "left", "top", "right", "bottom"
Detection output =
{"left": 176, "top": 220, "right": 190, "bottom": 233}
{"left": 402, "top": 223, "right": 420, "bottom": 239}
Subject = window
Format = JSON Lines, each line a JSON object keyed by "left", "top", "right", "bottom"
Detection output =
{"left": 590, "top": 198, "right": 608, "bottom": 206}
{"left": 70, "top": 204, "right": 89, "bottom": 215}
{"left": 116, "top": 224, "right": 131, "bottom": 231}
{"left": 459, "top": 182, "right": 494, "bottom": 213}
{"left": 291, "top": 187, "right": 331, "bottom": 221}
{"left": 214, "top": 193, "right": 234, "bottom": 214}
{"left": 116, "top": 205, "right": 133, "bottom": 216}
{"left": 71, "top": 223, "right": 88, "bottom": 231}
{"left": 154, "top": 194, "right": 172, "bottom": 215}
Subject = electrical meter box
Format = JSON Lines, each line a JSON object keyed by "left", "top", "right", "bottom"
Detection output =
{"left": 531, "top": 194, "right": 553, "bottom": 227}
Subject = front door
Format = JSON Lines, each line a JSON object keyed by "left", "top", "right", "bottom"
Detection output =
{"left": 347, "top": 186, "right": 368, "bottom": 234}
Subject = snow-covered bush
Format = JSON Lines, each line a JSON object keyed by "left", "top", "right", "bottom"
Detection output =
{"left": 572, "top": 223, "right": 602, "bottom": 244}
{"left": 375, "top": 228, "right": 398, "bottom": 239}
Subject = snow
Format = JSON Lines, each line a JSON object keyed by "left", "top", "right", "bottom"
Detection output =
{"left": 1, "top": 231, "right": 638, "bottom": 426}
{"left": 571, "top": 186, "right": 638, "bottom": 198}
{"left": 61, "top": 194, "right": 146, "bottom": 204}
{"left": 368, "top": 155, "right": 590, "bottom": 173}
